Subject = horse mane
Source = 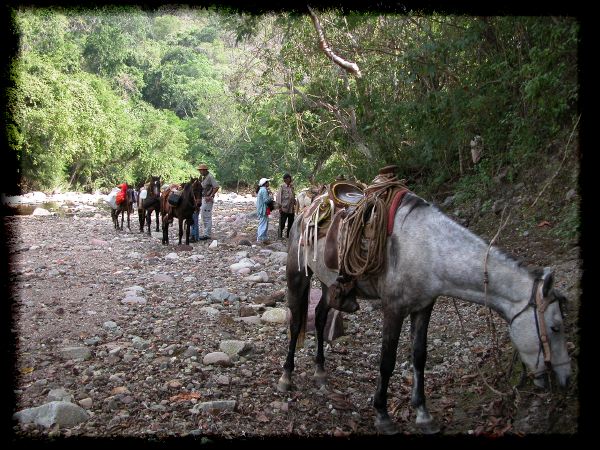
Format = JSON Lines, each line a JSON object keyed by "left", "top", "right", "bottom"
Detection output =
{"left": 404, "top": 191, "right": 537, "bottom": 277}
{"left": 399, "top": 192, "right": 429, "bottom": 228}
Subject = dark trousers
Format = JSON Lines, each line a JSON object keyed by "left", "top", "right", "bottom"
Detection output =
{"left": 279, "top": 212, "right": 295, "bottom": 237}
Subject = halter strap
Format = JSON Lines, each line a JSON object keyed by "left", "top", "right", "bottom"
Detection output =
{"left": 509, "top": 277, "right": 561, "bottom": 370}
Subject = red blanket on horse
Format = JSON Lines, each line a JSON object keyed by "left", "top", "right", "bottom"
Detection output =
{"left": 116, "top": 183, "right": 127, "bottom": 205}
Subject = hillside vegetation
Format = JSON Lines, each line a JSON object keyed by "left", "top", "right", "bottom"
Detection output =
{"left": 4, "top": 7, "right": 580, "bottom": 244}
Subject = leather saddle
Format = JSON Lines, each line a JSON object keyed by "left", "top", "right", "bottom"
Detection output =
{"left": 328, "top": 180, "right": 364, "bottom": 208}
{"left": 299, "top": 181, "right": 365, "bottom": 245}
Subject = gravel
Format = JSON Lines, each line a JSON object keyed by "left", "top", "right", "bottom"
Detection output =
{"left": 5, "top": 192, "right": 580, "bottom": 439}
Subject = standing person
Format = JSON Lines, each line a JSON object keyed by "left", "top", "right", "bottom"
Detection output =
{"left": 256, "top": 177, "right": 272, "bottom": 245}
{"left": 276, "top": 173, "right": 296, "bottom": 239}
{"left": 197, "top": 163, "right": 220, "bottom": 241}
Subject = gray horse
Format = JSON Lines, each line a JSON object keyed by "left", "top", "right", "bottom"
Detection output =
{"left": 278, "top": 192, "right": 572, "bottom": 434}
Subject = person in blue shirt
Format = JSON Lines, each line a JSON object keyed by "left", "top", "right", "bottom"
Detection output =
{"left": 256, "top": 177, "right": 273, "bottom": 245}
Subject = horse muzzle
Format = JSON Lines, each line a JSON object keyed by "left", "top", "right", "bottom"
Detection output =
{"left": 533, "top": 362, "right": 571, "bottom": 390}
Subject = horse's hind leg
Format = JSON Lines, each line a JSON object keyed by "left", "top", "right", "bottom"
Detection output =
{"left": 410, "top": 303, "right": 440, "bottom": 434}
{"left": 313, "top": 285, "right": 330, "bottom": 386}
{"left": 112, "top": 209, "right": 119, "bottom": 230}
{"left": 277, "top": 230, "right": 311, "bottom": 393}
{"left": 373, "top": 302, "right": 406, "bottom": 435}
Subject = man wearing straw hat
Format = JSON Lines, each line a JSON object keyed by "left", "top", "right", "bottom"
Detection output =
{"left": 193, "top": 163, "right": 220, "bottom": 241}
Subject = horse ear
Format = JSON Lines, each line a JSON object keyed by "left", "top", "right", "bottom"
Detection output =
{"left": 542, "top": 267, "right": 554, "bottom": 297}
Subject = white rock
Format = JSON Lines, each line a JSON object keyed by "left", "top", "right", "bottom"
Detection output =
{"left": 202, "top": 352, "right": 232, "bottom": 366}
{"left": 199, "top": 306, "right": 220, "bottom": 316}
{"left": 243, "top": 271, "right": 269, "bottom": 283}
{"left": 190, "top": 400, "right": 236, "bottom": 414}
{"left": 60, "top": 346, "right": 92, "bottom": 361}
{"left": 78, "top": 398, "right": 93, "bottom": 409}
{"left": 260, "top": 308, "right": 288, "bottom": 324}
{"left": 32, "top": 207, "right": 52, "bottom": 216}
{"left": 121, "top": 295, "right": 146, "bottom": 305}
{"left": 219, "top": 340, "right": 252, "bottom": 357}
{"left": 13, "top": 401, "right": 89, "bottom": 428}
{"left": 47, "top": 388, "right": 73, "bottom": 403}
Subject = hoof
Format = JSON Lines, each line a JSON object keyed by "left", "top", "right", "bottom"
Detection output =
{"left": 417, "top": 420, "right": 440, "bottom": 434}
{"left": 314, "top": 376, "right": 327, "bottom": 388}
{"left": 313, "top": 368, "right": 327, "bottom": 387}
{"left": 277, "top": 376, "right": 292, "bottom": 393}
{"left": 276, "top": 382, "right": 290, "bottom": 393}
{"left": 375, "top": 417, "right": 400, "bottom": 435}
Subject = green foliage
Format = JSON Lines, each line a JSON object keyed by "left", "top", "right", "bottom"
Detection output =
{"left": 8, "top": 6, "right": 579, "bottom": 223}
{"left": 552, "top": 200, "right": 579, "bottom": 243}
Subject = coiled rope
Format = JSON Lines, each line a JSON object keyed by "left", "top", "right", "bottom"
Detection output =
{"left": 339, "top": 174, "right": 408, "bottom": 279}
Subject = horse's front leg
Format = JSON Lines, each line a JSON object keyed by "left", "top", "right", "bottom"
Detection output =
{"left": 374, "top": 302, "right": 406, "bottom": 435}
{"left": 155, "top": 210, "right": 160, "bottom": 232}
{"left": 313, "top": 285, "right": 330, "bottom": 386}
{"left": 184, "top": 218, "right": 191, "bottom": 245}
{"left": 119, "top": 210, "right": 124, "bottom": 230}
{"left": 178, "top": 217, "right": 184, "bottom": 245}
{"left": 126, "top": 208, "right": 131, "bottom": 230}
{"left": 410, "top": 303, "right": 439, "bottom": 434}
{"left": 138, "top": 208, "right": 144, "bottom": 232}
{"left": 162, "top": 213, "right": 169, "bottom": 245}
{"left": 145, "top": 209, "right": 152, "bottom": 235}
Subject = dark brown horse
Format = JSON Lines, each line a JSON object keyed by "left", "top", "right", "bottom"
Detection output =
{"left": 138, "top": 176, "right": 161, "bottom": 235}
{"left": 160, "top": 177, "right": 202, "bottom": 245}
{"left": 111, "top": 184, "right": 135, "bottom": 231}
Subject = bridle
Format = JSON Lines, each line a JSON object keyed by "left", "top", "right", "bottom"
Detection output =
{"left": 509, "top": 278, "right": 570, "bottom": 379}
{"left": 151, "top": 179, "right": 160, "bottom": 197}
{"left": 191, "top": 179, "right": 202, "bottom": 208}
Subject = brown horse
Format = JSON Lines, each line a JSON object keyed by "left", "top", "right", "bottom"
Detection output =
{"left": 160, "top": 177, "right": 202, "bottom": 245}
{"left": 111, "top": 184, "right": 135, "bottom": 231}
{"left": 138, "top": 176, "right": 161, "bottom": 235}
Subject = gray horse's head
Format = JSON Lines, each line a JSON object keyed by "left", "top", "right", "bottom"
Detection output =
{"left": 508, "top": 268, "right": 572, "bottom": 389}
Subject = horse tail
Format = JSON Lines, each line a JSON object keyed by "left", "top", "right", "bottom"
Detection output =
{"left": 294, "top": 295, "right": 309, "bottom": 349}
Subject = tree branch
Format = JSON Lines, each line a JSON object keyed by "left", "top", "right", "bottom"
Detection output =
{"left": 307, "top": 5, "right": 362, "bottom": 78}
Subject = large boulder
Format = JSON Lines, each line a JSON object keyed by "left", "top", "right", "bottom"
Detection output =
{"left": 13, "top": 401, "right": 90, "bottom": 428}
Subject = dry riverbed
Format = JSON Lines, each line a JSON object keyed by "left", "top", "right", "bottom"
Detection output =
{"left": 4, "top": 191, "right": 580, "bottom": 441}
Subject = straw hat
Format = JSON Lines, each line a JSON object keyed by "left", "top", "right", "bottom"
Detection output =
{"left": 197, "top": 163, "right": 208, "bottom": 170}
{"left": 259, "top": 177, "right": 271, "bottom": 187}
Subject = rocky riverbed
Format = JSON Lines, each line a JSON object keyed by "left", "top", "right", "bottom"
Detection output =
{"left": 5, "top": 191, "right": 580, "bottom": 441}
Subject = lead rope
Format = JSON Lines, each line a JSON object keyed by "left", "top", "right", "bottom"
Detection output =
{"left": 482, "top": 206, "right": 512, "bottom": 372}
{"left": 452, "top": 205, "right": 513, "bottom": 397}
